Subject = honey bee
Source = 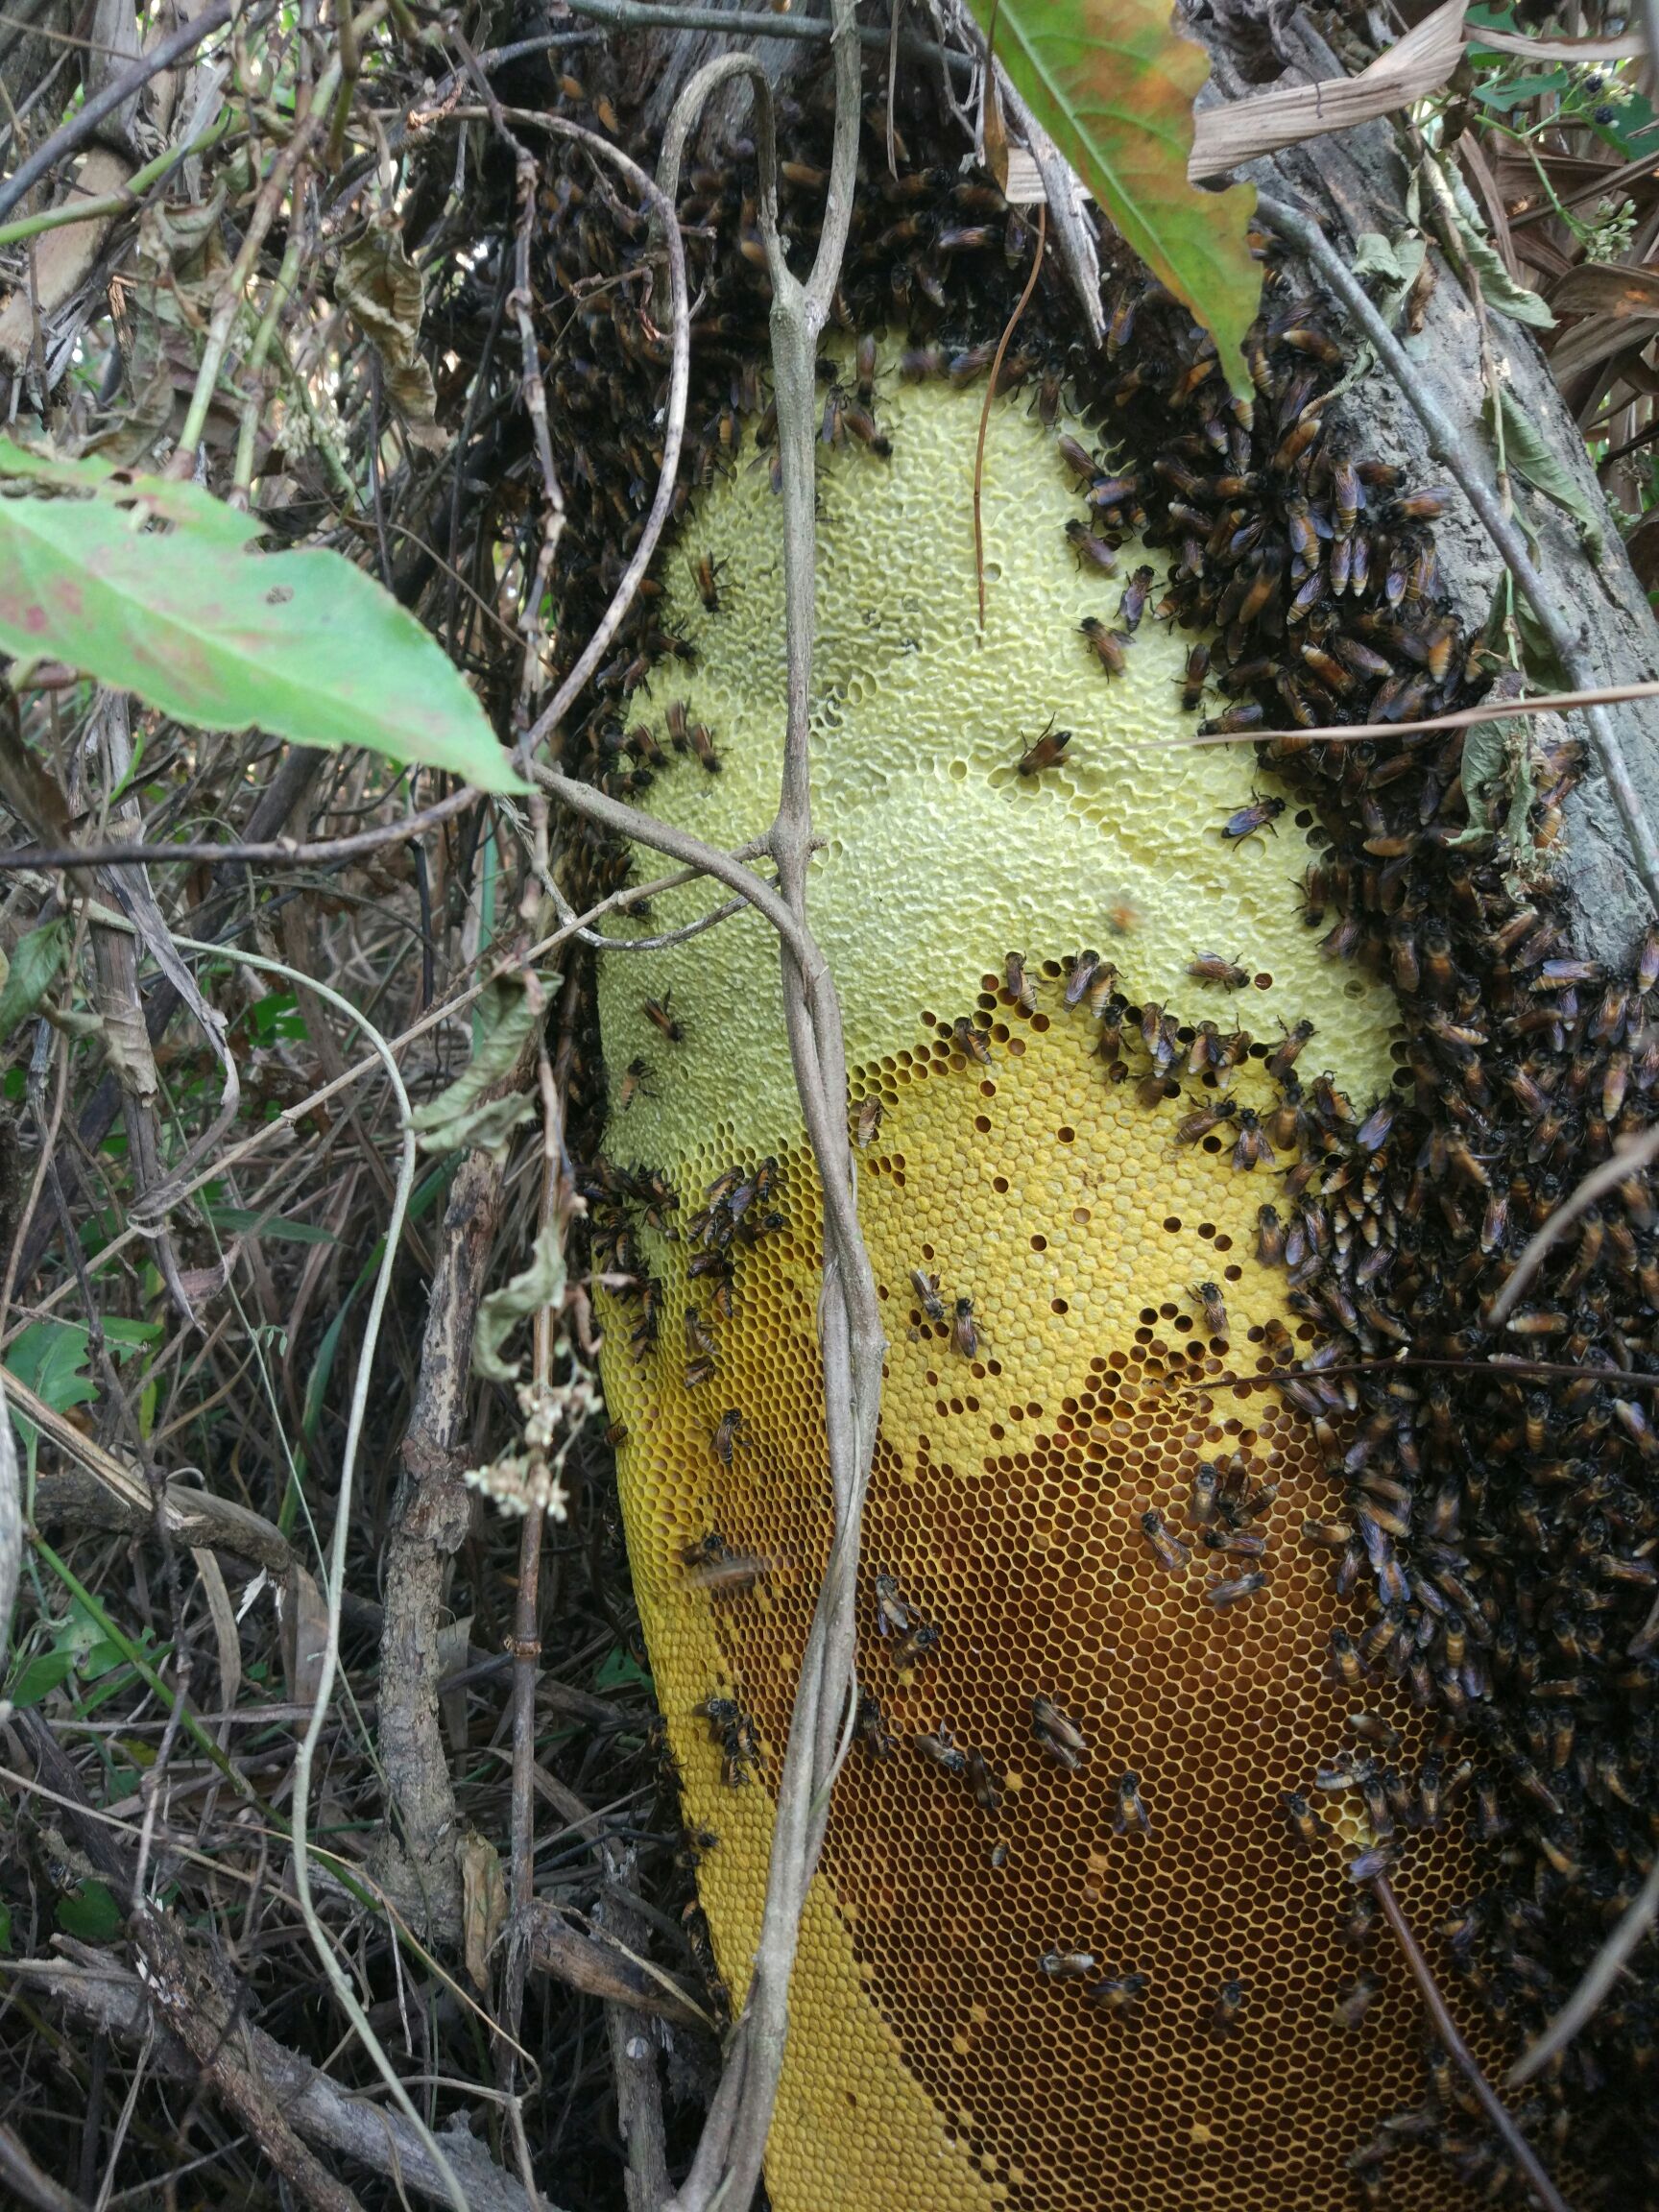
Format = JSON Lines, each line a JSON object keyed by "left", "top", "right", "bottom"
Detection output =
{"left": 1190, "top": 1280, "right": 1229, "bottom": 1338}
{"left": 1118, "top": 565, "right": 1155, "bottom": 632}
{"left": 1189, "top": 952, "right": 1250, "bottom": 989}
{"left": 686, "top": 721, "right": 722, "bottom": 773}
{"left": 1347, "top": 1842, "right": 1396, "bottom": 1883}
{"left": 1348, "top": 1712, "right": 1401, "bottom": 1749}
{"left": 1341, "top": 1890, "right": 1380, "bottom": 1948}
{"left": 1176, "top": 641, "right": 1211, "bottom": 711}
{"left": 1265, "top": 1019, "right": 1314, "bottom": 1082}
{"left": 603, "top": 1418, "right": 629, "bottom": 1449}
{"left": 1141, "top": 1508, "right": 1191, "bottom": 1572}
{"left": 1065, "top": 952, "right": 1103, "bottom": 1008}
{"left": 693, "top": 553, "right": 726, "bottom": 611}
{"left": 710, "top": 1408, "right": 751, "bottom": 1467}
{"left": 1189, "top": 1460, "right": 1221, "bottom": 1525}
{"left": 1334, "top": 1972, "right": 1382, "bottom": 2031}
{"left": 965, "top": 1748, "right": 1002, "bottom": 1815}
{"left": 1256, "top": 1205, "right": 1286, "bottom": 1266}
{"left": 685, "top": 1356, "right": 716, "bottom": 1389}
{"left": 998, "top": 950, "right": 1036, "bottom": 1015}
{"left": 1231, "top": 1109, "right": 1274, "bottom": 1171}
{"left": 1017, "top": 717, "right": 1072, "bottom": 776}
{"left": 1065, "top": 518, "right": 1118, "bottom": 574}
{"left": 1057, "top": 433, "right": 1097, "bottom": 479}
{"left": 1079, "top": 616, "right": 1131, "bottom": 675}
{"left": 951, "top": 1296, "right": 979, "bottom": 1358}
{"left": 854, "top": 331, "right": 878, "bottom": 401}
{"left": 1218, "top": 791, "right": 1284, "bottom": 843}
{"left": 1198, "top": 704, "right": 1264, "bottom": 739}
{"left": 854, "top": 1095, "right": 883, "bottom": 1146}
{"left": 874, "top": 1571, "right": 912, "bottom": 1636}
{"left": 1208, "top": 1978, "right": 1245, "bottom": 2037}
{"left": 1032, "top": 1694, "right": 1089, "bottom": 1767}
{"left": 1212, "top": 1575, "right": 1274, "bottom": 1610}
{"left": 1039, "top": 1949, "right": 1097, "bottom": 1981}
{"left": 617, "top": 1056, "right": 654, "bottom": 1111}
{"left": 913, "top": 1727, "right": 967, "bottom": 1775}
{"left": 951, "top": 1017, "right": 992, "bottom": 1065}
{"left": 1282, "top": 1791, "right": 1329, "bottom": 1852}
{"left": 1087, "top": 1972, "right": 1148, "bottom": 2017}
{"left": 1114, "top": 1770, "right": 1152, "bottom": 1836}
{"left": 893, "top": 1620, "right": 941, "bottom": 1667}
{"left": 1385, "top": 486, "right": 1452, "bottom": 522}
{"left": 685, "top": 1307, "right": 717, "bottom": 1360}
{"left": 1175, "top": 1099, "right": 1237, "bottom": 1145}
{"left": 643, "top": 994, "right": 684, "bottom": 1042}
{"left": 1204, "top": 1527, "right": 1266, "bottom": 1558}
{"left": 854, "top": 1692, "right": 894, "bottom": 1760}
{"left": 684, "top": 1542, "right": 774, "bottom": 1594}
{"left": 910, "top": 1268, "right": 946, "bottom": 1321}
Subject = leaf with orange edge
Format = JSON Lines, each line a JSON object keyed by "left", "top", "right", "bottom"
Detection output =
{"left": 968, "top": 0, "right": 1261, "bottom": 395}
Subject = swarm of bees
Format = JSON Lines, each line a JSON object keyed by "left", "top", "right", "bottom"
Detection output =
{"left": 695, "top": 1694, "right": 760, "bottom": 1789}
{"left": 538, "top": 68, "right": 1659, "bottom": 2200}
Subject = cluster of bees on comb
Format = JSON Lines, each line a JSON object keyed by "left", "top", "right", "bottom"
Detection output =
{"left": 512, "top": 41, "right": 1659, "bottom": 2204}
{"left": 582, "top": 1148, "right": 783, "bottom": 1374}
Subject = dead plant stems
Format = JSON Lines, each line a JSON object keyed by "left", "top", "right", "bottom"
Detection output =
{"left": 0, "top": 0, "right": 243, "bottom": 223}
{"left": 5, "top": 852, "right": 759, "bottom": 1346}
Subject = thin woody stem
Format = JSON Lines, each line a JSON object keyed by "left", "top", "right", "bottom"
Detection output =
{"left": 1371, "top": 1874, "right": 1574, "bottom": 2212}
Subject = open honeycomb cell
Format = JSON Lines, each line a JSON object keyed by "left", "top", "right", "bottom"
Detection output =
{"left": 592, "top": 373, "right": 1515, "bottom": 2209}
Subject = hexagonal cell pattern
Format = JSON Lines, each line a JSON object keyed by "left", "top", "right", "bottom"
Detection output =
{"left": 599, "top": 979, "right": 1511, "bottom": 2212}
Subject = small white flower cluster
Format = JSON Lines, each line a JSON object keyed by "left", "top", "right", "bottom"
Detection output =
{"left": 1585, "top": 194, "right": 1639, "bottom": 264}
{"left": 461, "top": 1367, "right": 604, "bottom": 1519}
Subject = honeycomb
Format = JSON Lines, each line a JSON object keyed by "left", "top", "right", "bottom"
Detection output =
{"left": 600, "top": 1005, "right": 1508, "bottom": 2212}
{"left": 594, "top": 361, "right": 1397, "bottom": 1163}
{"left": 590, "top": 374, "right": 1519, "bottom": 2210}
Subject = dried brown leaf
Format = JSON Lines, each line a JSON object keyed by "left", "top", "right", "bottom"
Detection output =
{"left": 1551, "top": 263, "right": 1659, "bottom": 318}
{"left": 1190, "top": 0, "right": 1466, "bottom": 183}
{"left": 461, "top": 1830, "right": 507, "bottom": 1993}
{"left": 279, "top": 1560, "right": 328, "bottom": 1708}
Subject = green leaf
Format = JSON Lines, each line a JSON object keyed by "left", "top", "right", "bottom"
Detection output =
{"left": 6, "top": 1314, "right": 160, "bottom": 1428}
{"left": 0, "top": 1902, "right": 12, "bottom": 1954}
{"left": 8, "top": 1317, "right": 96, "bottom": 1415}
{"left": 410, "top": 975, "right": 550, "bottom": 1155}
{"left": 56, "top": 1878, "right": 122, "bottom": 1941}
{"left": 0, "top": 916, "right": 68, "bottom": 1040}
{"left": 0, "top": 443, "right": 526, "bottom": 794}
{"left": 1446, "top": 213, "right": 1555, "bottom": 328}
{"left": 1484, "top": 385, "right": 1603, "bottom": 552}
{"left": 202, "top": 1203, "right": 338, "bottom": 1245}
{"left": 594, "top": 1645, "right": 652, "bottom": 1694}
{"left": 964, "top": 0, "right": 1260, "bottom": 393}
{"left": 7, "top": 1648, "right": 75, "bottom": 1707}
{"left": 473, "top": 1223, "right": 566, "bottom": 1383}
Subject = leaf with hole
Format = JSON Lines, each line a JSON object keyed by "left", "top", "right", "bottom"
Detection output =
{"left": 0, "top": 442, "right": 525, "bottom": 793}
{"left": 964, "top": 0, "right": 1260, "bottom": 394}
